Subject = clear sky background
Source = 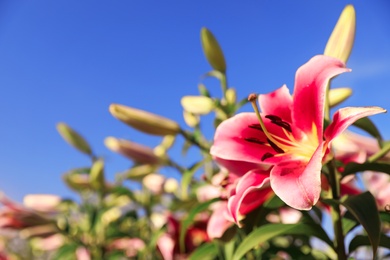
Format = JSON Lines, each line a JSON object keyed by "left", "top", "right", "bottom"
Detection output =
{"left": 0, "top": 1, "right": 389, "bottom": 202}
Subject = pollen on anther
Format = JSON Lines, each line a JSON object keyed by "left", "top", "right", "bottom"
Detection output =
{"left": 244, "top": 137, "right": 266, "bottom": 145}
{"left": 261, "top": 152, "right": 274, "bottom": 161}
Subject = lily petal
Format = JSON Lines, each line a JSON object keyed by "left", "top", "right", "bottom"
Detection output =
{"left": 292, "top": 55, "right": 350, "bottom": 141}
{"left": 207, "top": 201, "right": 233, "bottom": 239}
{"left": 210, "top": 113, "right": 275, "bottom": 165}
{"left": 258, "top": 85, "right": 293, "bottom": 123}
{"left": 270, "top": 143, "right": 324, "bottom": 210}
{"left": 227, "top": 170, "right": 272, "bottom": 225}
{"left": 324, "top": 106, "right": 386, "bottom": 144}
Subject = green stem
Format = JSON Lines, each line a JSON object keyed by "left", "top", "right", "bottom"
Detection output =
{"left": 179, "top": 129, "right": 210, "bottom": 152}
{"left": 220, "top": 73, "right": 228, "bottom": 96}
{"left": 324, "top": 82, "right": 331, "bottom": 121}
{"left": 327, "top": 160, "right": 346, "bottom": 260}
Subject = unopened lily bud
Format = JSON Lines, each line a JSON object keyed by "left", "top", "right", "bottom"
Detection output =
{"left": 324, "top": 5, "right": 356, "bottom": 63}
{"left": 56, "top": 123, "right": 92, "bottom": 156}
{"left": 164, "top": 178, "right": 179, "bottom": 194}
{"left": 201, "top": 27, "right": 226, "bottom": 73}
{"left": 63, "top": 173, "right": 90, "bottom": 191}
{"left": 23, "top": 195, "right": 61, "bottom": 212}
{"left": 329, "top": 87, "right": 353, "bottom": 107}
{"left": 143, "top": 173, "right": 165, "bottom": 194}
{"left": 105, "top": 137, "right": 161, "bottom": 165}
{"left": 225, "top": 88, "right": 237, "bottom": 105}
{"left": 20, "top": 224, "right": 58, "bottom": 239}
{"left": 183, "top": 110, "right": 199, "bottom": 127}
{"left": 150, "top": 213, "right": 166, "bottom": 230}
{"left": 109, "top": 104, "right": 180, "bottom": 136}
{"left": 90, "top": 159, "right": 105, "bottom": 190}
{"left": 198, "top": 83, "right": 210, "bottom": 97}
{"left": 160, "top": 135, "right": 176, "bottom": 150}
{"left": 124, "top": 164, "right": 156, "bottom": 181}
{"left": 102, "top": 204, "right": 134, "bottom": 225}
{"left": 181, "top": 96, "right": 215, "bottom": 115}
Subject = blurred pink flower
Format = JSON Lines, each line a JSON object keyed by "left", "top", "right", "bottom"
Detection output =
{"left": 32, "top": 234, "right": 64, "bottom": 251}
{"left": 0, "top": 193, "right": 60, "bottom": 231}
{"left": 211, "top": 55, "right": 384, "bottom": 213}
{"left": 363, "top": 171, "right": 390, "bottom": 211}
{"left": 157, "top": 214, "right": 209, "bottom": 260}
{"left": 108, "top": 238, "right": 145, "bottom": 258}
{"left": 76, "top": 247, "right": 91, "bottom": 260}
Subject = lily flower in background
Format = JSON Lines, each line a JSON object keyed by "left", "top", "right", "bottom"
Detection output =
{"left": 211, "top": 55, "right": 385, "bottom": 221}
{"left": 0, "top": 193, "right": 60, "bottom": 232}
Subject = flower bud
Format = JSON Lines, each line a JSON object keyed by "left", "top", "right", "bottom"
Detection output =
{"left": 105, "top": 137, "right": 161, "bottom": 165}
{"left": 201, "top": 27, "right": 226, "bottom": 73}
{"left": 225, "top": 88, "right": 237, "bottom": 105}
{"left": 198, "top": 83, "right": 210, "bottom": 97}
{"left": 23, "top": 195, "right": 61, "bottom": 212}
{"left": 183, "top": 110, "right": 199, "bottom": 127}
{"left": 159, "top": 135, "right": 176, "bottom": 150}
{"left": 329, "top": 87, "right": 353, "bottom": 107}
{"left": 163, "top": 178, "right": 179, "bottom": 194}
{"left": 90, "top": 159, "right": 105, "bottom": 190}
{"left": 56, "top": 123, "right": 92, "bottom": 156}
{"left": 181, "top": 96, "right": 215, "bottom": 115}
{"left": 109, "top": 104, "right": 180, "bottom": 136}
{"left": 124, "top": 164, "right": 157, "bottom": 181}
{"left": 63, "top": 173, "right": 90, "bottom": 191}
{"left": 143, "top": 173, "right": 165, "bottom": 194}
{"left": 20, "top": 224, "right": 58, "bottom": 239}
{"left": 324, "top": 5, "right": 356, "bottom": 63}
{"left": 102, "top": 204, "right": 134, "bottom": 225}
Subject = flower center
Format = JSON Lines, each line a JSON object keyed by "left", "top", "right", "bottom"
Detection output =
{"left": 247, "top": 94, "right": 319, "bottom": 161}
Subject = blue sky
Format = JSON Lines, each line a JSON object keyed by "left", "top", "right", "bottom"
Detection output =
{"left": 0, "top": 1, "right": 389, "bottom": 201}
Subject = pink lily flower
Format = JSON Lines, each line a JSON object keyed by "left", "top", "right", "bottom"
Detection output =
{"left": 211, "top": 55, "right": 385, "bottom": 217}
{"left": 0, "top": 193, "right": 60, "bottom": 230}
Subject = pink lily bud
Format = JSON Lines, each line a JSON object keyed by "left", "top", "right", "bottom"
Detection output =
{"left": 105, "top": 137, "right": 162, "bottom": 165}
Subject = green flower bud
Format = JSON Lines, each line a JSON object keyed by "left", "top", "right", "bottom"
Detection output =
{"left": 90, "top": 159, "right": 105, "bottom": 190}
{"left": 201, "top": 27, "right": 226, "bottom": 73}
{"left": 56, "top": 123, "right": 92, "bottom": 156}
{"left": 181, "top": 96, "right": 215, "bottom": 115}
{"left": 324, "top": 5, "right": 356, "bottom": 63}
{"left": 329, "top": 87, "right": 352, "bottom": 107}
{"left": 109, "top": 104, "right": 181, "bottom": 136}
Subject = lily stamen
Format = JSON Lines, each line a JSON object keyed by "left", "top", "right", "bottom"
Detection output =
{"left": 248, "top": 93, "right": 285, "bottom": 152}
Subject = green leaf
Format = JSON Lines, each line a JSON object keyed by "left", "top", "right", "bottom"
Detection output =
{"left": 263, "top": 195, "right": 285, "bottom": 209}
{"left": 342, "top": 214, "right": 358, "bottom": 236}
{"left": 232, "top": 223, "right": 333, "bottom": 260}
{"left": 224, "top": 239, "right": 235, "bottom": 260}
{"left": 180, "top": 161, "right": 203, "bottom": 200}
{"left": 341, "top": 192, "right": 381, "bottom": 258}
{"left": 189, "top": 242, "right": 218, "bottom": 260}
{"left": 380, "top": 211, "right": 390, "bottom": 224}
{"left": 51, "top": 243, "right": 78, "bottom": 260}
{"left": 353, "top": 117, "right": 383, "bottom": 146}
{"left": 180, "top": 198, "right": 220, "bottom": 253}
{"left": 348, "top": 234, "right": 390, "bottom": 255}
{"left": 368, "top": 141, "right": 390, "bottom": 162}
{"left": 342, "top": 162, "right": 390, "bottom": 178}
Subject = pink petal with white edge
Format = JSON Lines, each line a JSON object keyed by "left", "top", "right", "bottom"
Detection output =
{"left": 211, "top": 113, "right": 275, "bottom": 165}
{"left": 292, "top": 55, "right": 350, "bottom": 141}
{"left": 258, "top": 85, "right": 293, "bottom": 123}
{"left": 324, "top": 106, "right": 386, "bottom": 145}
{"left": 270, "top": 142, "right": 324, "bottom": 210}
{"left": 227, "top": 170, "right": 272, "bottom": 225}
